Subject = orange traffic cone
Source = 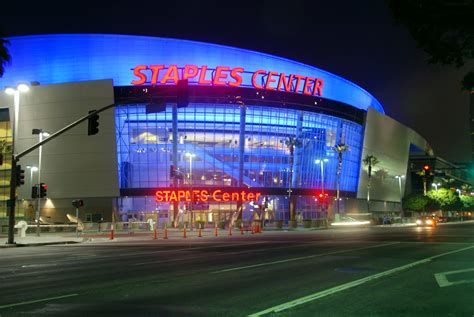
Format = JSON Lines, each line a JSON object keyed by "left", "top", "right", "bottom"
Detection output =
{"left": 109, "top": 224, "right": 114, "bottom": 240}
{"left": 183, "top": 224, "right": 187, "bottom": 239}
{"left": 240, "top": 223, "right": 244, "bottom": 235}
{"left": 163, "top": 226, "right": 168, "bottom": 239}
{"left": 198, "top": 227, "right": 202, "bottom": 237}
{"left": 214, "top": 225, "right": 218, "bottom": 237}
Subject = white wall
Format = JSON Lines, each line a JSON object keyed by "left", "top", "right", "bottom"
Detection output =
{"left": 357, "top": 108, "right": 432, "bottom": 204}
{"left": 0, "top": 80, "right": 119, "bottom": 200}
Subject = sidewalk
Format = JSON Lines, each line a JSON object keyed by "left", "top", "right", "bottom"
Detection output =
{"left": 0, "top": 232, "right": 86, "bottom": 248}
{"left": 374, "top": 219, "right": 474, "bottom": 227}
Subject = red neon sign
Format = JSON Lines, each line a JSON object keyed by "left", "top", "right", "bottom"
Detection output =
{"left": 131, "top": 64, "right": 324, "bottom": 97}
{"left": 155, "top": 189, "right": 261, "bottom": 203}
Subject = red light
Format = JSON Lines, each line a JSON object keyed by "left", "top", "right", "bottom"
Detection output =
{"left": 423, "top": 165, "right": 431, "bottom": 170}
{"left": 318, "top": 193, "right": 324, "bottom": 198}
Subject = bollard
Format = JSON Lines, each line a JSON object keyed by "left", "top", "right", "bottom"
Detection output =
{"left": 214, "top": 225, "right": 218, "bottom": 237}
{"left": 240, "top": 223, "right": 244, "bottom": 235}
{"left": 153, "top": 223, "right": 157, "bottom": 240}
{"left": 198, "top": 227, "right": 202, "bottom": 238}
{"left": 251, "top": 225, "right": 255, "bottom": 234}
{"left": 229, "top": 225, "right": 232, "bottom": 236}
{"left": 183, "top": 224, "right": 187, "bottom": 239}
{"left": 163, "top": 226, "right": 168, "bottom": 239}
{"left": 109, "top": 224, "right": 114, "bottom": 240}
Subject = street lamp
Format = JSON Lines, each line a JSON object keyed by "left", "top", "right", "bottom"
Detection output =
{"left": 32, "top": 129, "right": 50, "bottom": 236}
{"left": 314, "top": 159, "right": 329, "bottom": 194}
{"left": 4, "top": 84, "right": 29, "bottom": 245}
{"left": 5, "top": 84, "right": 29, "bottom": 148}
{"left": 185, "top": 152, "right": 196, "bottom": 182}
{"left": 395, "top": 175, "right": 405, "bottom": 221}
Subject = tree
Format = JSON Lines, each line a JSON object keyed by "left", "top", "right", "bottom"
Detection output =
{"left": 461, "top": 184, "right": 472, "bottom": 195}
{"left": 363, "top": 154, "right": 379, "bottom": 212}
{"left": 403, "top": 193, "right": 439, "bottom": 213}
{"left": 427, "top": 188, "right": 462, "bottom": 211}
{"left": 284, "top": 136, "right": 302, "bottom": 222}
{"left": 333, "top": 142, "right": 349, "bottom": 218}
{"left": 459, "top": 194, "right": 474, "bottom": 211}
{"left": 0, "top": 30, "right": 11, "bottom": 77}
{"left": 388, "top": 0, "right": 474, "bottom": 89}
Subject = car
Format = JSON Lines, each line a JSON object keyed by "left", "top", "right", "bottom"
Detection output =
{"left": 416, "top": 216, "right": 439, "bottom": 227}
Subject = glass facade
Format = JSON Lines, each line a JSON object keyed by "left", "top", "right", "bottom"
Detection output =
{"left": 115, "top": 102, "right": 363, "bottom": 222}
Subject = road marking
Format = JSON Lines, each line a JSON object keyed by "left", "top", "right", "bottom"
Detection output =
{"left": 434, "top": 267, "right": 474, "bottom": 288}
{"left": 247, "top": 244, "right": 474, "bottom": 317}
{"left": 0, "top": 293, "right": 79, "bottom": 309}
{"left": 21, "top": 263, "right": 58, "bottom": 268}
{"left": 211, "top": 242, "right": 400, "bottom": 274}
{"left": 133, "top": 243, "right": 318, "bottom": 266}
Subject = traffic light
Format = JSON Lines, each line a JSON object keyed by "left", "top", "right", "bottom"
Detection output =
{"left": 32, "top": 185, "right": 38, "bottom": 198}
{"left": 177, "top": 79, "right": 189, "bottom": 108}
{"left": 423, "top": 164, "right": 431, "bottom": 176}
{"left": 39, "top": 183, "right": 47, "bottom": 198}
{"left": 72, "top": 199, "right": 84, "bottom": 208}
{"left": 87, "top": 110, "right": 100, "bottom": 135}
{"left": 15, "top": 165, "right": 25, "bottom": 187}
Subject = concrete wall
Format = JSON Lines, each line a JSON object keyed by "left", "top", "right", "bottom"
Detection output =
{"left": 0, "top": 80, "right": 119, "bottom": 203}
{"left": 357, "top": 108, "right": 432, "bottom": 207}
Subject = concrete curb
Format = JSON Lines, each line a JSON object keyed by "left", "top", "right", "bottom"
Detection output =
{"left": 1, "top": 238, "right": 87, "bottom": 248}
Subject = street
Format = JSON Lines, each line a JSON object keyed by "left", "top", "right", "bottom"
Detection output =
{"left": 0, "top": 223, "right": 473, "bottom": 316}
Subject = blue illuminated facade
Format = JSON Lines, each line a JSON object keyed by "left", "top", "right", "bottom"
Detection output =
{"left": 0, "top": 34, "right": 384, "bottom": 222}
{"left": 0, "top": 34, "right": 383, "bottom": 113}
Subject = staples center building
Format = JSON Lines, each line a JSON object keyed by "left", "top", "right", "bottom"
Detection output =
{"left": 0, "top": 34, "right": 431, "bottom": 224}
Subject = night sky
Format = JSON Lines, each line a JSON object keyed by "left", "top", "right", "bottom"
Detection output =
{"left": 0, "top": 0, "right": 471, "bottom": 163}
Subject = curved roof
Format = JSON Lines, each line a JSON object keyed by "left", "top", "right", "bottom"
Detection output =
{"left": 0, "top": 34, "right": 384, "bottom": 113}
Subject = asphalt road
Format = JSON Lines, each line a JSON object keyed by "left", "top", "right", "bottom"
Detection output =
{"left": 0, "top": 223, "right": 473, "bottom": 317}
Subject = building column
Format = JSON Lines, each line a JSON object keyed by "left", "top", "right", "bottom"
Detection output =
{"left": 172, "top": 103, "right": 179, "bottom": 227}
{"left": 237, "top": 103, "right": 246, "bottom": 220}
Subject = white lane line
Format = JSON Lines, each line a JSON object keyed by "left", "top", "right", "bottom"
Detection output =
{"left": 133, "top": 254, "right": 211, "bottom": 266}
{"left": 211, "top": 242, "right": 400, "bottom": 274}
{"left": 434, "top": 267, "right": 474, "bottom": 287}
{"left": 247, "top": 244, "right": 474, "bottom": 317}
{"left": 0, "top": 293, "right": 79, "bottom": 309}
{"left": 133, "top": 243, "right": 317, "bottom": 266}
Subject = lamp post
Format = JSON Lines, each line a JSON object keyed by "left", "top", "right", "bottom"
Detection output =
{"left": 315, "top": 159, "right": 329, "bottom": 194}
{"left": 32, "top": 129, "right": 50, "bottom": 237}
{"left": 185, "top": 152, "right": 196, "bottom": 229}
{"left": 5, "top": 84, "right": 29, "bottom": 245}
{"left": 432, "top": 183, "right": 441, "bottom": 191}
{"left": 315, "top": 158, "right": 329, "bottom": 222}
{"left": 395, "top": 175, "right": 405, "bottom": 221}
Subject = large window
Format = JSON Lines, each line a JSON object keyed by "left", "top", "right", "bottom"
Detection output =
{"left": 116, "top": 102, "right": 363, "bottom": 193}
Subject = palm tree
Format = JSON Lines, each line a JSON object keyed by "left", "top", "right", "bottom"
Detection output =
{"left": 363, "top": 154, "right": 379, "bottom": 212}
{"left": 284, "top": 136, "right": 302, "bottom": 222}
{"left": 0, "top": 31, "right": 11, "bottom": 77}
{"left": 461, "top": 184, "right": 472, "bottom": 195}
{"left": 333, "top": 142, "right": 349, "bottom": 219}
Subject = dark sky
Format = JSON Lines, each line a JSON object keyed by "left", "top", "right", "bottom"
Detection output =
{"left": 0, "top": 0, "right": 471, "bottom": 163}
